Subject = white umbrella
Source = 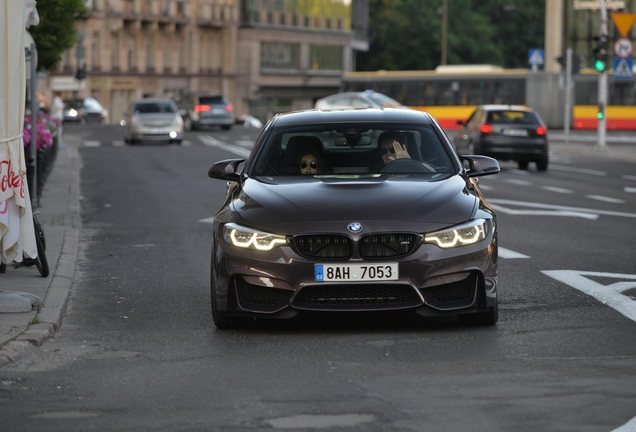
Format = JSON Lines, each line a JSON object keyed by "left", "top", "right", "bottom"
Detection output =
{"left": 0, "top": 0, "right": 37, "bottom": 265}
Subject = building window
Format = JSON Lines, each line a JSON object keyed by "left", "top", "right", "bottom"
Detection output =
{"left": 91, "top": 32, "right": 100, "bottom": 69}
{"left": 111, "top": 33, "right": 119, "bottom": 69}
{"left": 260, "top": 42, "right": 300, "bottom": 70}
{"left": 127, "top": 35, "right": 136, "bottom": 70}
{"left": 146, "top": 35, "right": 154, "bottom": 70}
{"left": 309, "top": 45, "right": 342, "bottom": 71}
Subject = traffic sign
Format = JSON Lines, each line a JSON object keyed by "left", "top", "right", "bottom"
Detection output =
{"left": 611, "top": 13, "right": 636, "bottom": 37}
{"left": 613, "top": 57, "right": 634, "bottom": 79}
{"left": 613, "top": 37, "right": 633, "bottom": 58}
{"left": 528, "top": 49, "right": 544, "bottom": 66}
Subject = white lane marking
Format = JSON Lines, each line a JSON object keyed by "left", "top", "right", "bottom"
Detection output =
{"left": 504, "top": 179, "right": 533, "bottom": 186}
{"left": 587, "top": 195, "right": 625, "bottom": 204}
{"left": 488, "top": 198, "right": 636, "bottom": 219}
{"left": 542, "top": 270, "right": 636, "bottom": 323}
{"left": 490, "top": 204, "right": 599, "bottom": 220}
{"left": 199, "top": 135, "right": 251, "bottom": 157}
{"left": 623, "top": 175, "right": 636, "bottom": 181}
{"left": 549, "top": 165, "right": 607, "bottom": 176}
{"left": 541, "top": 186, "right": 574, "bottom": 194}
{"left": 478, "top": 184, "right": 494, "bottom": 191}
{"left": 181, "top": 140, "right": 192, "bottom": 147}
{"left": 84, "top": 141, "right": 101, "bottom": 147}
{"left": 624, "top": 187, "right": 636, "bottom": 193}
{"left": 236, "top": 140, "right": 254, "bottom": 148}
{"left": 199, "top": 217, "right": 215, "bottom": 224}
{"left": 507, "top": 169, "right": 530, "bottom": 176}
{"left": 498, "top": 247, "right": 530, "bottom": 259}
{"left": 112, "top": 140, "right": 125, "bottom": 147}
{"left": 612, "top": 415, "right": 636, "bottom": 432}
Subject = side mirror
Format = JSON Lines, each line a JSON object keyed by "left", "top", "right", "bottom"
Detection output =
{"left": 208, "top": 158, "right": 245, "bottom": 181}
{"left": 461, "top": 155, "right": 500, "bottom": 178}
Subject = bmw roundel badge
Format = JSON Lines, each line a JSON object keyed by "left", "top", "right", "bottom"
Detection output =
{"left": 348, "top": 222, "right": 363, "bottom": 233}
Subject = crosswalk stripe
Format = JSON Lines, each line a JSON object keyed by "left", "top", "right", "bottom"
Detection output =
{"left": 586, "top": 195, "right": 625, "bottom": 204}
{"left": 541, "top": 186, "right": 574, "bottom": 194}
{"left": 499, "top": 247, "right": 530, "bottom": 259}
{"left": 112, "top": 141, "right": 125, "bottom": 147}
{"left": 84, "top": 141, "right": 101, "bottom": 147}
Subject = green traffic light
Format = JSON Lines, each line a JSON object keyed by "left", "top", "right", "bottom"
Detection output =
{"left": 597, "top": 111, "right": 604, "bottom": 119}
{"left": 594, "top": 59, "right": 606, "bottom": 72}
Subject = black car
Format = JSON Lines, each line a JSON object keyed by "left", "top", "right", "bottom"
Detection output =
{"left": 63, "top": 97, "right": 109, "bottom": 124}
{"left": 207, "top": 108, "right": 501, "bottom": 328}
{"left": 172, "top": 94, "right": 235, "bottom": 130}
{"left": 454, "top": 105, "right": 549, "bottom": 171}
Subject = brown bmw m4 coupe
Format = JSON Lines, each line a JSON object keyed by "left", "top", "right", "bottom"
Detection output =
{"left": 208, "top": 108, "right": 501, "bottom": 328}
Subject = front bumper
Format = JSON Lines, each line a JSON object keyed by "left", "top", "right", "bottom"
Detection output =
{"left": 212, "top": 225, "right": 498, "bottom": 318}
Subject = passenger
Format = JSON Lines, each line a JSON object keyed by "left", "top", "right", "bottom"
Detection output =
{"left": 298, "top": 151, "right": 324, "bottom": 175}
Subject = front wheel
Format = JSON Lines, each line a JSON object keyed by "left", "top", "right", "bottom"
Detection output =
{"left": 221, "top": 125, "right": 232, "bottom": 131}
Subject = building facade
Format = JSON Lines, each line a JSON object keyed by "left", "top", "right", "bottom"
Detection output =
{"left": 43, "top": 0, "right": 368, "bottom": 124}
{"left": 46, "top": 0, "right": 239, "bottom": 123}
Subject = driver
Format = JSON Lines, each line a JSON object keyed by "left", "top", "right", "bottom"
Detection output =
{"left": 378, "top": 130, "right": 410, "bottom": 165}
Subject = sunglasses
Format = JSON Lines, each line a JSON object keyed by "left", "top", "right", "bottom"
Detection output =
{"left": 300, "top": 161, "right": 318, "bottom": 169}
{"left": 380, "top": 147, "right": 396, "bottom": 155}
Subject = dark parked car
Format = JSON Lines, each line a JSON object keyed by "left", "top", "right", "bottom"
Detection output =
{"left": 207, "top": 108, "right": 501, "bottom": 328}
{"left": 172, "top": 94, "right": 235, "bottom": 130}
{"left": 454, "top": 104, "right": 549, "bottom": 171}
{"left": 63, "top": 97, "right": 109, "bottom": 124}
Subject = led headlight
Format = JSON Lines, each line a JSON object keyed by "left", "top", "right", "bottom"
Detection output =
{"left": 223, "top": 223, "right": 287, "bottom": 251}
{"left": 423, "top": 219, "right": 487, "bottom": 249}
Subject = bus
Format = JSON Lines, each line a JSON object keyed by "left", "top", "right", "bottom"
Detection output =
{"left": 342, "top": 65, "right": 636, "bottom": 131}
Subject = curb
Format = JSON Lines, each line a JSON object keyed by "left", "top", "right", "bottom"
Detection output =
{"left": 0, "top": 228, "right": 79, "bottom": 366}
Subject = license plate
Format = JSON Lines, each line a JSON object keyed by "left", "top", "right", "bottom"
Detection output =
{"left": 315, "top": 263, "right": 398, "bottom": 282}
{"left": 502, "top": 128, "right": 528, "bottom": 137}
{"left": 212, "top": 108, "right": 225, "bottom": 114}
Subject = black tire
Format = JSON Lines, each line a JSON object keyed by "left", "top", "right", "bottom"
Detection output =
{"left": 517, "top": 160, "right": 529, "bottom": 170}
{"left": 211, "top": 286, "right": 245, "bottom": 329}
{"left": 536, "top": 157, "right": 548, "bottom": 171}
{"left": 33, "top": 221, "right": 49, "bottom": 278}
{"left": 221, "top": 125, "right": 232, "bottom": 131}
{"left": 457, "top": 301, "right": 499, "bottom": 325}
{"left": 129, "top": 139, "right": 137, "bottom": 146}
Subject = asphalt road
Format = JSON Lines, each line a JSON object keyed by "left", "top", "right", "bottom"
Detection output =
{"left": 1, "top": 123, "right": 635, "bottom": 432}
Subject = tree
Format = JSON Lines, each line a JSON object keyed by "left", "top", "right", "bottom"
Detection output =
{"left": 357, "top": 0, "right": 545, "bottom": 71}
{"left": 28, "top": 0, "right": 87, "bottom": 71}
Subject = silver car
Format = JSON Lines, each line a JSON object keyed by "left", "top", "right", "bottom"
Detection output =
{"left": 124, "top": 98, "right": 184, "bottom": 145}
{"left": 314, "top": 90, "right": 408, "bottom": 110}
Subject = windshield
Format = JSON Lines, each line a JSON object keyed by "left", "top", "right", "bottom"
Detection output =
{"left": 251, "top": 123, "right": 455, "bottom": 177}
{"left": 134, "top": 102, "right": 176, "bottom": 114}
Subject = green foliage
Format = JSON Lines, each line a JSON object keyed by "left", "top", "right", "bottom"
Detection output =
{"left": 28, "top": 0, "right": 87, "bottom": 71}
{"left": 357, "top": 0, "right": 545, "bottom": 71}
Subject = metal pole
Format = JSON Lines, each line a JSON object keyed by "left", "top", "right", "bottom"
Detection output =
{"left": 597, "top": 0, "right": 608, "bottom": 151}
{"left": 441, "top": 0, "right": 448, "bottom": 65}
{"left": 29, "top": 43, "right": 38, "bottom": 208}
{"left": 564, "top": 47, "right": 572, "bottom": 145}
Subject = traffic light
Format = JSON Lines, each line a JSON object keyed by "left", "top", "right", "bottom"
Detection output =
{"left": 597, "top": 103, "right": 605, "bottom": 120}
{"left": 556, "top": 54, "right": 584, "bottom": 74}
{"left": 75, "top": 64, "right": 86, "bottom": 80}
{"left": 593, "top": 34, "right": 608, "bottom": 72}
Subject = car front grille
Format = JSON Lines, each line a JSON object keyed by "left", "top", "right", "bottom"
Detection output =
{"left": 420, "top": 273, "right": 477, "bottom": 310}
{"left": 292, "top": 284, "right": 421, "bottom": 310}
{"left": 292, "top": 235, "right": 352, "bottom": 259}
{"left": 359, "top": 233, "right": 418, "bottom": 258}
{"left": 235, "top": 277, "right": 291, "bottom": 312}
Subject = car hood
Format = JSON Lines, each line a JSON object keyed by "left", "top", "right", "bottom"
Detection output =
{"left": 226, "top": 175, "right": 477, "bottom": 234}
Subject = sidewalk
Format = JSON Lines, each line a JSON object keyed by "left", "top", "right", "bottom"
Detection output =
{"left": 548, "top": 130, "right": 636, "bottom": 163}
{"left": 0, "top": 132, "right": 81, "bottom": 366}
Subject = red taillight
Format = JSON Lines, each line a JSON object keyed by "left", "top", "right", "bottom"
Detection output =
{"left": 194, "top": 105, "right": 210, "bottom": 113}
{"left": 480, "top": 124, "right": 493, "bottom": 133}
{"left": 224, "top": 105, "right": 234, "bottom": 112}
{"left": 536, "top": 126, "right": 547, "bottom": 135}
